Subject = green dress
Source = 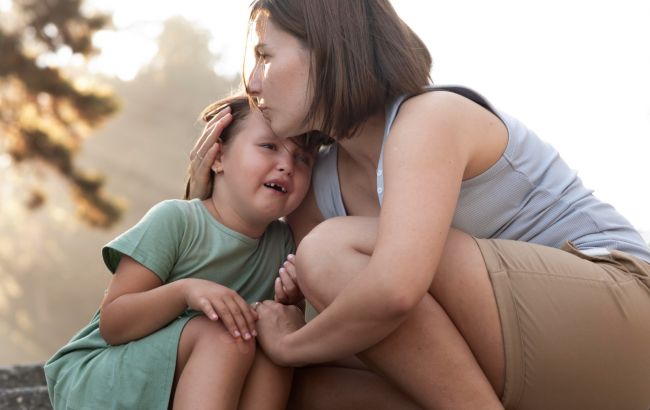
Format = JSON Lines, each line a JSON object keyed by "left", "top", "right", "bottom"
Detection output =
{"left": 44, "top": 199, "right": 295, "bottom": 409}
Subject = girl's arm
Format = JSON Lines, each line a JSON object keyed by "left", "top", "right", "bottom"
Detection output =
{"left": 261, "top": 92, "right": 500, "bottom": 365}
{"left": 99, "top": 256, "right": 258, "bottom": 345}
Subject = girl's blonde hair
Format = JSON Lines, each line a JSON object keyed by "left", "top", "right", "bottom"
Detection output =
{"left": 184, "top": 93, "right": 328, "bottom": 199}
{"left": 184, "top": 94, "right": 252, "bottom": 200}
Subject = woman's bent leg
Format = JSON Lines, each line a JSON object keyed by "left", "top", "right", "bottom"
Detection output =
{"left": 173, "top": 316, "right": 255, "bottom": 410}
{"left": 296, "top": 217, "right": 504, "bottom": 409}
{"left": 298, "top": 216, "right": 650, "bottom": 409}
{"left": 473, "top": 239, "right": 650, "bottom": 410}
{"left": 238, "top": 347, "right": 293, "bottom": 410}
{"left": 288, "top": 364, "right": 422, "bottom": 410}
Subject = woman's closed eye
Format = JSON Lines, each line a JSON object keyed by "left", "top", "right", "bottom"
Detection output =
{"left": 254, "top": 48, "right": 269, "bottom": 63}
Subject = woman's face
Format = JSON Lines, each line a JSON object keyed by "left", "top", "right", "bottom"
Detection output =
{"left": 247, "top": 15, "right": 314, "bottom": 138}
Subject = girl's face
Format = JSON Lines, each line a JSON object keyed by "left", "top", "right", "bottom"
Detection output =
{"left": 213, "top": 109, "right": 313, "bottom": 226}
{"left": 247, "top": 15, "right": 314, "bottom": 138}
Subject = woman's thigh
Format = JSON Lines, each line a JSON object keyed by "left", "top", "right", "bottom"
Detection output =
{"left": 475, "top": 238, "right": 650, "bottom": 410}
{"left": 298, "top": 217, "right": 650, "bottom": 409}
{"left": 297, "top": 218, "right": 505, "bottom": 393}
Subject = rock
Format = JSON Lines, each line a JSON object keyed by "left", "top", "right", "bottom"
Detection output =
{"left": 0, "top": 364, "right": 52, "bottom": 410}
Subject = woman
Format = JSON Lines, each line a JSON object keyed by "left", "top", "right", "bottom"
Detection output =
{"left": 190, "top": 1, "right": 650, "bottom": 408}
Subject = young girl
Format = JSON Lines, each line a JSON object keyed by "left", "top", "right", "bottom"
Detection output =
{"left": 44, "top": 94, "right": 322, "bottom": 409}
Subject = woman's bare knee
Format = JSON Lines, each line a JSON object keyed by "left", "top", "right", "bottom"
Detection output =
{"left": 295, "top": 217, "right": 378, "bottom": 310}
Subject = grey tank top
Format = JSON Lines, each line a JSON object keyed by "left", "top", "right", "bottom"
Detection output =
{"left": 312, "top": 85, "right": 650, "bottom": 262}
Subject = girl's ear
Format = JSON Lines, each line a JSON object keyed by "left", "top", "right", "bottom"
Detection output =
{"left": 211, "top": 140, "right": 225, "bottom": 174}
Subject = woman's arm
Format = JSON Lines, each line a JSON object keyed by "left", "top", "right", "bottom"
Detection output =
{"left": 99, "top": 256, "right": 258, "bottom": 345}
{"left": 260, "top": 92, "right": 499, "bottom": 365}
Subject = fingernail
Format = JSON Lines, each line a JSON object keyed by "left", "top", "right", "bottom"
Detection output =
{"left": 280, "top": 267, "right": 286, "bottom": 273}
{"left": 276, "top": 277, "right": 281, "bottom": 282}
{"left": 234, "top": 330, "right": 241, "bottom": 337}
{"left": 244, "top": 333, "right": 251, "bottom": 340}
{"left": 287, "top": 254, "right": 295, "bottom": 260}
{"left": 252, "top": 330, "right": 258, "bottom": 337}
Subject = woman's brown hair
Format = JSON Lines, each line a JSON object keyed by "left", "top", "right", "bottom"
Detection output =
{"left": 246, "top": 0, "right": 432, "bottom": 139}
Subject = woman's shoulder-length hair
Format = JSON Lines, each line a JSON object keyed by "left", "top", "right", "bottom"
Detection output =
{"left": 248, "top": 0, "right": 432, "bottom": 139}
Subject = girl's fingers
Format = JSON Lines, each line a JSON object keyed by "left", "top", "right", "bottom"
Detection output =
{"left": 213, "top": 300, "right": 241, "bottom": 339}
{"left": 234, "top": 297, "right": 258, "bottom": 337}
{"left": 223, "top": 297, "right": 253, "bottom": 340}
{"left": 199, "top": 298, "right": 219, "bottom": 321}
{"left": 278, "top": 268, "right": 297, "bottom": 294}
{"left": 275, "top": 277, "right": 287, "bottom": 303}
{"left": 284, "top": 255, "right": 297, "bottom": 280}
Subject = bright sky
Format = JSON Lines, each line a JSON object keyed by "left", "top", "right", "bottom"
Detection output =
{"left": 84, "top": 0, "right": 650, "bottom": 235}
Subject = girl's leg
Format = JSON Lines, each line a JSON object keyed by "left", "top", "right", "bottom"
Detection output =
{"left": 172, "top": 316, "right": 256, "bottom": 410}
{"left": 295, "top": 217, "right": 504, "bottom": 409}
{"left": 238, "top": 347, "right": 293, "bottom": 410}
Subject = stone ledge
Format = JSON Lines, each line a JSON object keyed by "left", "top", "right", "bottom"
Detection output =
{"left": 0, "top": 364, "right": 47, "bottom": 389}
{"left": 0, "top": 386, "right": 51, "bottom": 410}
{"left": 0, "top": 364, "right": 51, "bottom": 410}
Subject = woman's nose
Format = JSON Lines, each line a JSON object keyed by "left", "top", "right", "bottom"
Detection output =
{"left": 246, "top": 63, "right": 262, "bottom": 96}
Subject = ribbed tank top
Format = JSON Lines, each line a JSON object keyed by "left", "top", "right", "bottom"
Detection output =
{"left": 312, "top": 86, "right": 650, "bottom": 262}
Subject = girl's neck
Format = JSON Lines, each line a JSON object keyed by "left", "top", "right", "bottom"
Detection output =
{"left": 203, "top": 196, "right": 267, "bottom": 239}
{"left": 337, "top": 112, "right": 386, "bottom": 172}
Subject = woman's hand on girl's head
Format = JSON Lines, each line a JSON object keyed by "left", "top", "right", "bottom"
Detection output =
{"left": 274, "top": 254, "right": 305, "bottom": 308}
{"left": 182, "top": 278, "right": 258, "bottom": 340}
{"left": 188, "top": 107, "right": 233, "bottom": 199}
{"left": 255, "top": 300, "right": 306, "bottom": 366}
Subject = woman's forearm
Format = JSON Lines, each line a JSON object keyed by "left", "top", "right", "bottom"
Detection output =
{"left": 283, "top": 270, "right": 418, "bottom": 365}
{"left": 99, "top": 280, "right": 188, "bottom": 345}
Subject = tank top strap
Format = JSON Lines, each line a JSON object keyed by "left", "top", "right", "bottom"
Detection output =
{"left": 312, "top": 144, "right": 347, "bottom": 218}
{"left": 377, "top": 85, "right": 497, "bottom": 205}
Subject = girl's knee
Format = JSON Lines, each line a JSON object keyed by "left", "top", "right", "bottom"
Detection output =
{"left": 180, "top": 316, "right": 256, "bottom": 362}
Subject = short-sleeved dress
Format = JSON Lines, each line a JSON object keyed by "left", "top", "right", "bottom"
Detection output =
{"left": 44, "top": 199, "right": 295, "bottom": 410}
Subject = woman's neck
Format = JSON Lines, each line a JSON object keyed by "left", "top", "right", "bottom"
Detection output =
{"left": 336, "top": 113, "right": 386, "bottom": 172}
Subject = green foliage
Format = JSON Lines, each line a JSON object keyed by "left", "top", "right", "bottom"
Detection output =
{"left": 0, "top": 0, "right": 122, "bottom": 227}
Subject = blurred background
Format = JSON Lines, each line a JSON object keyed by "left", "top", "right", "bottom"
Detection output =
{"left": 1, "top": 0, "right": 648, "bottom": 365}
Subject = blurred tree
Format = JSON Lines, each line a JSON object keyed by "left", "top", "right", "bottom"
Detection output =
{"left": 0, "top": 0, "right": 122, "bottom": 227}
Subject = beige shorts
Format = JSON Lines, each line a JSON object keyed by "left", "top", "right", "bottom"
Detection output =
{"left": 475, "top": 239, "right": 650, "bottom": 410}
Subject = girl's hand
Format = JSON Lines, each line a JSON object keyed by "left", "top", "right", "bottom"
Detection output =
{"left": 274, "top": 254, "right": 305, "bottom": 308}
{"left": 188, "top": 107, "right": 233, "bottom": 199}
{"left": 182, "top": 278, "right": 258, "bottom": 340}
{"left": 255, "top": 300, "right": 306, "bottom": 366}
